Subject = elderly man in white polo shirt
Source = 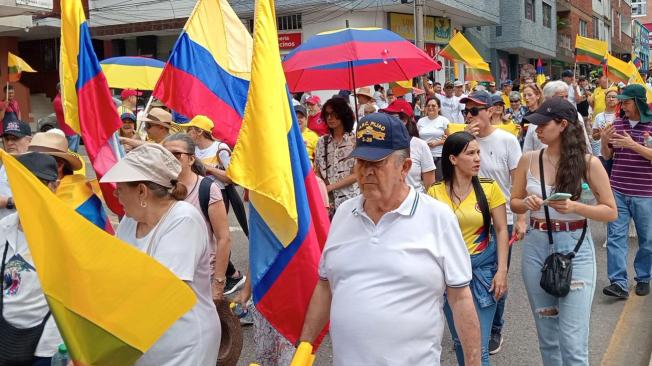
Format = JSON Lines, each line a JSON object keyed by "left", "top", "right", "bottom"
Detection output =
{"left": 298, "top": 113, "right": 481, "bottom": 365}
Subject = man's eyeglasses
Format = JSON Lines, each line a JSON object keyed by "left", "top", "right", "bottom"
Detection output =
{"left": 510, "top": 100, "right": 520, "bottom": 103}
{"left": 462, "top": 107, "right": 488, "bottom": 117}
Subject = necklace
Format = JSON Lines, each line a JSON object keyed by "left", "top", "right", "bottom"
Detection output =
{"left": 449, "top": 181, "right": 473, "bottom": 207}
{"left": 184, "top": 175, "right": 200, "bottom": 199}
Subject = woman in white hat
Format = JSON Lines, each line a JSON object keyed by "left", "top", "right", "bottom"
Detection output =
{"left": 101, "top": 144, "right": 219, "bottom": 366}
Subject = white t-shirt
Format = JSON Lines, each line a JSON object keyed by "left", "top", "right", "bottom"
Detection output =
{"left": 319, "top": 187, "right": 471, "bottom": 366}
{"left": 591, "top": 112, "right": 616, "bottom": 157}
{"left": 373, "top": 91, "right": 388, "bottom": 109}
{"left": 116, "top": 201, "right": 220, "bottom": 366}
{"left": 417, "top": 115, "right": 450, "bottom": 157}
{"left": 476, "top": 129, "right": 522, "bottom": 225}
{"left": 0, "top": 214, "right": 62, "bottom": 357}
{"left": 436, "top": 94, "right": 463, "bottom": 123}
{"left": 0, "top": 165, "right": 15, "bottom": 220}
{"left": 407, "top": 137, "right": 437, "bottom": 193}
{"left": 195, "top": 141, "right": 231, "bottom": 189}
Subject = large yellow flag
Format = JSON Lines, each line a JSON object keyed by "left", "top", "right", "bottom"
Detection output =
{"left": 2, "top": 150, "right": 195, "bottom": 366}
{"left": 8, "top": 52, "right": 36, "bottom": 82}
{"left": 627, "top": 61, "right": 652, "bottom": 102}
{"left": 439, "top": 32, "right": 493, "bottom": 81}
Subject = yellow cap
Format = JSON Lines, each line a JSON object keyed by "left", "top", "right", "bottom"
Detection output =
{"left": 185, "top": 115, "right": 214, "bottom": 133}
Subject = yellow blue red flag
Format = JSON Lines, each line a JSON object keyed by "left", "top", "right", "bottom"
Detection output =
{"left": 227, "top": 0, "right": 330, "bottom": 344}
{"left": 2, "top": 149, "right": 195, "bottom": 366}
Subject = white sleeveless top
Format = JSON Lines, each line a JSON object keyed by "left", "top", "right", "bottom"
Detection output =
{"left": 525, "top": 154, "right": 584, "bottom": 221}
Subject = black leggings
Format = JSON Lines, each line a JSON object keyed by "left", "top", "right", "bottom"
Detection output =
{"left": 222, "top": 186, "right": 249, "bottom": 277}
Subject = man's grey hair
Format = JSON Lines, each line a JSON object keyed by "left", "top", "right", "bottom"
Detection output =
{"left": 391, "top": 148, "right": 410, "bottom": 167}
{"left": 543, "top": 80, "right": 567, "bottom": 100}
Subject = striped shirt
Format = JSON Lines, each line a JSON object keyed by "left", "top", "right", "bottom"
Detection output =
{"left": 610, "top": 117, "right": 652, "bottom": 197}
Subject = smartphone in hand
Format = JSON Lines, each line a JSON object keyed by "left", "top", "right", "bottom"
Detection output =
{"left": 542, "top": 193, "right": 572, "bottom": 205}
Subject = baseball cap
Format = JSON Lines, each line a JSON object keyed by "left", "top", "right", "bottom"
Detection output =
{"left": 523, "top": 97, "right": 578, "bottom": 125}
{"left": 185, "top": 115, "right": 214, "bottom": 133}
{"left": 490, "top": 95, "right": 505, "bottom": 106}
{"left": 294, "top": 105, "right": 307, "bottom": 117}
{"left": 444, "top": 81, "right": 454, "bottom": 88}
{"left": 100, "top": 144, "right": 181, "bottom": 188}
{"left": 561, "top": 70, "right": 574, "bottom": 78}
{"left": 488, "top": 81, "right": 496, "bottom": 87}
{"left": 120, "top": 112, "right": 137, "bottom": 122}
{"left": 120, "top": 89, "right": 143, "bottom": 100}
{"left": 17, "top": 152, "right": 58, "bottom": 182}
{"left": 305, "top": 95, "right": 321, "bottom": 105}
{"left": 2, "top": 120, "right": 31, "bottom": 138}
{"left": 350, "top": 113, "right": 410, "bottom": 162}
{"left": 616, "top": 84, "right": 652, "bottom": 122}
{"left": 453, "top": 80, "right": 464, "bottom": 87}
{"left": 501, "top": 79, "right": 513, "bottom": 87}
{"left": 381, "top": 99, "right": 414, "bottom": 118}
{"left": 141, "top": 108, "right": 173, "bottom": 128}
{"left": 460, "top": 91, "right": 492, "bottom": 106}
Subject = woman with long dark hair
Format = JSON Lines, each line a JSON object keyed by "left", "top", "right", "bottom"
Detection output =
{"left": 314, "top": 97, "right": 359, "bottom": 215}
{"left": 511, "top": 98, "right": 617, "bottom": 365}
{"left": 428, "top": 131, "right": 509, "bottom": 366}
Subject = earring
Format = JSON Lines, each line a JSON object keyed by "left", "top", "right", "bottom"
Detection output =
{"left": 140, "top": 201, "right": 147, "bottom": 208}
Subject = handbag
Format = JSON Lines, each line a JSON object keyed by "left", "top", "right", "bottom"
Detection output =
{"left": 537, "top": 149, "right": 588, "bottom": 298}
{"left": 0, "top": 242, "right": 51, "bottom": 366}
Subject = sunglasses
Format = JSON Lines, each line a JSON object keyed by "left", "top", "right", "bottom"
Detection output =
{"left": 510, "top": 99, "right": 520, "bottom": 103}
{"left": 462, "top": 107, "right": 488, "bottom": 116}
{"left": 170, "top": 151, "right": 192, "bottom": 159}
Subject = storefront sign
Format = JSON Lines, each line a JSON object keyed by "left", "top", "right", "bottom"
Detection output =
{"left": 278, "top": 33, "right": 302, "bottom": 50}
{"left": 16, "top": 0, "right": 52, "bottom": 9}
{"left": 388, "top": 13, "right": 451, "bottom": 44}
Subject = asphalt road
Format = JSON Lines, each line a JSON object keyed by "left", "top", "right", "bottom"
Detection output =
{"left": 225, "top": 210, "right": 651, "bottom": 366}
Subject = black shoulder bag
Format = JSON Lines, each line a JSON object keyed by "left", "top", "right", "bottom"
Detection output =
{"left": 538, "top": 149, "right": 588, "bottom": 298}
{"left": 0, "top": 242, "right": 51, "bottom": 366}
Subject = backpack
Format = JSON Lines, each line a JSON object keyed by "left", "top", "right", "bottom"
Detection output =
{"left": 198, "top": 176, "right": 215, "bottom": 222}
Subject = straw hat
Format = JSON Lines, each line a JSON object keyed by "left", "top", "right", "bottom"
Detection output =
{"left": 141, "top": 108, "right": 174, "bottom": 129}
{"left": 28, "top": 132, "right": 83, "bottom": 171}
{"left": 355, "top": 87, "right": 374, "bottom": 100}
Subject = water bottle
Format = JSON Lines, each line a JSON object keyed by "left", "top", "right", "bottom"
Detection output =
{"left": 51, "top": 344, "right": 70, "bottom": 366}
{"left": 644, "top": 132, "right": 652, "bottom": 148}
{"left": 580, "top": 183, "right": 595, "bottom": 205}
{"left": 230, "top": 302, "right": 248, "bottom": 318}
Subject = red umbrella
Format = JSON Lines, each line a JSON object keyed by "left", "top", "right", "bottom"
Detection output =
{"left": 282, "top": 27, "right": 440, "bottom": 93}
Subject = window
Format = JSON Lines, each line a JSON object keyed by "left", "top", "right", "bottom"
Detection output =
{"left": 632, "top": 0, "right": 647, "bottom": 16}
{"left": 593, "top": 17, "right": 599, "bottom": 37}
{"left": 525, "top": 0, "right": 535, "bottom": 21}
{"left": 496, "top": 26, "right": 502, "bottom": 37}
{"left": 579, "top": 19, "right": 588, "bottom": 36}
{"left": 277, "top": 14, "right": 302, "bottom": 31}
{"left": 543, "top": 3, "right": 552, "bottom": 28}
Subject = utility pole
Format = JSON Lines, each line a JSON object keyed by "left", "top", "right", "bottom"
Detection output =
{"left": 414, "top": 0, "right": 425, "bottom": 98}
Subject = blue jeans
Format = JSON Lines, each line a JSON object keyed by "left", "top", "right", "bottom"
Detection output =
{"left": 607, "top": 191, "right": 652, "bottom": 290}
{"left": 522, "top": 228, "right": 596, "bottom": 366}
{"left": 66, "top": 134, "right": 80, "bottom": 152}
{"left": 491, "top": 225, "right": 513, "bottom": 335}
{"left": 32, "top": 357, "right": 52, "bottom": 366}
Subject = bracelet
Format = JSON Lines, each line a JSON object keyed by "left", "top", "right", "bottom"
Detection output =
{"left": 213, "top": 277, "right": 226, "bottom": 284}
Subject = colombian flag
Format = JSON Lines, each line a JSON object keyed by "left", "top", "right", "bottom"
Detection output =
{"left": 575, "top": 35, "right": 608, "bottom": 66}
{"left": 227, "top": 0, "right": 330, "bottom": 345}
{"left": 536, "top": 58, "right": 546, "bottom": 86}
{"left": 2, "top": 149, "right": 195, "bottom": 366}
{"left": 57, "top": 174, "right": 114, "bottom": 234}
{"left": 439, "top": 32, "right": 493, "bottom": 81}
{"left": 60, "top": 0, "right": 124, "bottom": 216}
{"left": 7, "top": 52, "right": 36, "bottom": 82}
{"left": 605, "top": 53, "right": 631, "bottom": 83}
{"left": 153, "top": 0, "right": 252, "bottom": 147}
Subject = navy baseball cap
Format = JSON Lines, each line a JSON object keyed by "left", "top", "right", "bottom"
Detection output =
{"left": 17, "top": 152, "right": 58, "bottom": 182}
{"left": 350, "top": 113, "right": 410, "bottom": 162}
{"left": 120, "top": 112, "right": 137, "bottom": 122}
{"left": 2, "top": 120, "right": 31, "bottom": 138}
{"left": 490, "top": 95, "right": 505, "bottom": 106}
{"left": 523, "top": 97, "right": 578, "bottom": 125}
{"left": 460, "top": 91, "right": 492, "bottom": 106}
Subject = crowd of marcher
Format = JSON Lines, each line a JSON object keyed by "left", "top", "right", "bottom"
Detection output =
{"left": 0, "top": 67, "right": 650, "bottom": 366}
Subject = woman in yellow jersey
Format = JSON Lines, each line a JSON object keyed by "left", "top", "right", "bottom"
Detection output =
{"left": 428, "top": 131, "right": 509, "bottom": 366}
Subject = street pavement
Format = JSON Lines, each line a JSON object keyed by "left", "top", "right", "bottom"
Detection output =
{"left": 225, "top": 209, "right": 651, "bottom": 366}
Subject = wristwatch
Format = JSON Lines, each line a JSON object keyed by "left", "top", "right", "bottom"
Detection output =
{"left": 5, "top": 197, "right": 14, "bottom": 210}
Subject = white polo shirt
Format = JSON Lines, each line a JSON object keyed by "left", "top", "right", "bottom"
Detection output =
{"left": 0, "top": 214, "right": 62, "bottom": 357}
{"left": 319, "top": 187, "right": 471, "bottom": 366}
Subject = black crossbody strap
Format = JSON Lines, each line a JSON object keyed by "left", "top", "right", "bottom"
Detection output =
{"left": 0, "top": 243, "right": 8, "bottom": 311}
{"left": 571, "top": 220, "right": 588, "bottom": 255}
{"left": 539, "top": 149, "right": 554, "bottom": 246}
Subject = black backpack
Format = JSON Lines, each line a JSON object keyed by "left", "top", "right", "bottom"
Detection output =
{"left": 198, "top": 176, "right": 215, "bottom": 222}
